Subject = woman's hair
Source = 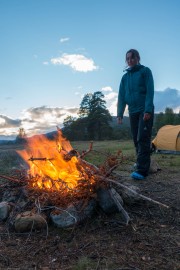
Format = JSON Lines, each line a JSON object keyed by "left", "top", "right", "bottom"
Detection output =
{"left": 126, "top": 49, "right": 140, "bottom": 62}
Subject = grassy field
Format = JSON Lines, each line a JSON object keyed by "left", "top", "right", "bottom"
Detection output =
{"left": 72, "top": 139, "right": 180, "bottom": 170}
{"left": 72, "top": 140, "right": 135, "bottom": 167}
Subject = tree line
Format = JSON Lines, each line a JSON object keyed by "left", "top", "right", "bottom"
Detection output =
{"left": 62, "top": 91, "right": 180, "bottom": 141}
{"left": 153, "top": 107, "right": 180, "bottom": 132}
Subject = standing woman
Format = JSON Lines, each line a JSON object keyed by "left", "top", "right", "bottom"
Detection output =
{"left": 117, "top": 49, "right": 154, "bottom": 180}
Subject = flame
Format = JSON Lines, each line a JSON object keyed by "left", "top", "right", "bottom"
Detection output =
{"left": 17, "top": 130, "right": 94, "bottom": 191}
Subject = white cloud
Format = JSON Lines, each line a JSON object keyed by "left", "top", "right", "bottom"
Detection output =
{"left": 60, "top": 37, "right": 70, "bottom": 43}
{"left": 104, "top": 92, "right": 118, "bottom": 101}
{"left": 102, "top": 87, "right": 118, "bottom": 115}
{"left": 0, "top": 107, "right": 79, "bottom": 138}
{"left": 102, "top": 86, "right": 113, "bottom": 92}
{"left": 0, "top": 117, "right": 6, "bottom": 125}
{"left": 51, "top": 53, "right": 99, "bottom": 72}
{"left": 43, "top": 61, "right": 49, "bottom": 65}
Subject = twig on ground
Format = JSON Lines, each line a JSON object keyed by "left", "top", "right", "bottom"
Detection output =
{"left": 99, "top": 176, "right": 170, "bottom": 209}
{"left": 20, "top": 220, "right": 35, "bottom": 250}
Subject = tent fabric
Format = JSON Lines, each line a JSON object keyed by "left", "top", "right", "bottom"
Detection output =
{"left": 152, "top": 125, "right": 180, "bottom": 152}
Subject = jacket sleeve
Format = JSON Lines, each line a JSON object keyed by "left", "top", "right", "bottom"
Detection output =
{"left": 144, "top": 67, "right": 154, "bottom": 113}
{"left": 117, "top": 77, "right": 126, "bottom": 118}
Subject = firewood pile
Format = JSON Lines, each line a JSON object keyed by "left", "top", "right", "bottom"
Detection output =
{"left": 0, "top": 130, "right": 169, "bottom": 233}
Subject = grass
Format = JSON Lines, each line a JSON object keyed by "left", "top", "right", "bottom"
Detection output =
{"left": 71, "top": 140, "right": 135, "bottom": 166}
{"left": 72, "top": 256, "right": 96, "bottom": 270}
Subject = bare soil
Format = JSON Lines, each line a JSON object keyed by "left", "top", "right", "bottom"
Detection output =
{"left": 0, "top": 145, "right": 179, "bottom": 270}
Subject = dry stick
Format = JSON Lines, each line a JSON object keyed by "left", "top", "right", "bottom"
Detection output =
{"left": 20, "top": 220, "right": 35, "bottom": 249}
{"left": 35, "top": 198, "right": 49, "bottom": 238}
{"left": 109, "top": 188, "right": 130, "bottom": 225}
{"left": 99, "top": 176, "right": 170, "bottom": 209}
{"left": 0, "top": 174, "right": 26, "bottom": 184}
{"left": 105, "top": 164, "right": 119, "bottom": 177}
{"left": 80, "top": 141, "right": 93, "bottom": 158}
{"left": 78, "top": 158, "right": 100, "bottom": 173}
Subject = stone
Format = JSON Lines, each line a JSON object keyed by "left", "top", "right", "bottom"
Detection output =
{"left": 149, "top": 159, "right": 161, "bottom": 174}
{"left": 97, "top": 187, "right": 123, "bottom": 214}
{"left": 14, "top": 211, "right": 47, "bottom": 232}
{"left": 50, "top": 199, "right": 96, "bottom": 228}
{"left": 0, "top": 201, "right": 11, "bottom": 220}
{"left": 118, "top": 184, "right": 141, "bottom": 205}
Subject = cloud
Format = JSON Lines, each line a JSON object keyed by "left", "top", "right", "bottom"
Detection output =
{"left": 20, "top": 106, "right": 79, "bottom": 135}
{"left": 0, "top": 115, "right": 21, "bottom": 128}
{"left": 104, "top": 87, "right": 180, "bottom": 116}
{"left": 102, "top": 86, "right": 113, "bottom": 92}
{"left": 154, "top": 88, "right": 180, "bottom": 112}
{"left": 60, "top": 37, "right": 70, "bottom": 43}
{"left": 101, "top": 87, "right": 119, "bottom": 116}
{"left": 51, "top": 53, "right": 99, "bottom": 72}
{"left": 43, "top": 61, "right": 49, "bottom": 65}
{"left": 0, "top": 106, "right": 79, "bottom": 138}
{"left": 0, "top": 115, "right": 22, "bottom": 137}
{"left": 104, "top": 92, "right": 118, "bottom": 101}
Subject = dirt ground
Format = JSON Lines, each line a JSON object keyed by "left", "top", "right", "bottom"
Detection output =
{"left": 0, "top": 147, "right": 179, "bottom": 270}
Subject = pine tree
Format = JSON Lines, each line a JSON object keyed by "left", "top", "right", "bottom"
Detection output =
{"left": 63, "top": 91, "right": 112, "bottom": 140}
{"left": 78, "top": 93, "right": 92, "bottom": 118}
{"left": 87, "top": 91, "right": 112, "bottom": 140}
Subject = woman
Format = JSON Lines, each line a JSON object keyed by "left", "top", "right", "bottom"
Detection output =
{"left": 117, "top": 49, "right": 154, "bottom": 180}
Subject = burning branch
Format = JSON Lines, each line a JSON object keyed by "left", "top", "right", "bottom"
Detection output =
{"left": 28, "top": 157, "right": 54, "bottom": 161}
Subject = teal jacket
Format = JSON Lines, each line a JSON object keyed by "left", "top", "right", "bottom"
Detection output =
{"left": 117, "top": 64, "right": 154, "bottom": 118}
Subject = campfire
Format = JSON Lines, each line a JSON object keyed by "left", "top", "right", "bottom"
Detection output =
{"left": 0, "top": 129, "right": 169, "bottom": 233}
{"left": 17, "top": 129, "right": 96, "bottom": 193}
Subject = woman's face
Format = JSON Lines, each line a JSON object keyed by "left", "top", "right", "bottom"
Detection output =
{"left": 126, "top": 52, "right": 139, "bottom": 67}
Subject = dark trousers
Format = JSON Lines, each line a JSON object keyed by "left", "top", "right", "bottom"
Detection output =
{"left": 129, "top": 111, "right": 154, "bottom": 176}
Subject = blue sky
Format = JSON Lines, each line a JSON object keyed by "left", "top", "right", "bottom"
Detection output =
{"left": 0, "top": 0, "right": 180, "bottom": 138}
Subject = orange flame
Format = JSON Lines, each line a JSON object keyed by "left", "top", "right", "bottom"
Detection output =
{"left": 17, "top": 130, "right": 94, "bottom": 191}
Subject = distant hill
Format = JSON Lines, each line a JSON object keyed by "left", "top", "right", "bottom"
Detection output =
{"left": 0, "top": 139, "right": 16, "bottom": 145}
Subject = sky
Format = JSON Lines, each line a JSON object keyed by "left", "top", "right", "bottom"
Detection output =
{"left": 0, "top": 0, "right": 180, "bottom": 139}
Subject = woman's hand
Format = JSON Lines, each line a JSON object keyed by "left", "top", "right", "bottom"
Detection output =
{"left": 117, "top": 117, "right": 123, "bottom": 124}
{"left": 143, "top": 113, "right": 151, "bottom": 121}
